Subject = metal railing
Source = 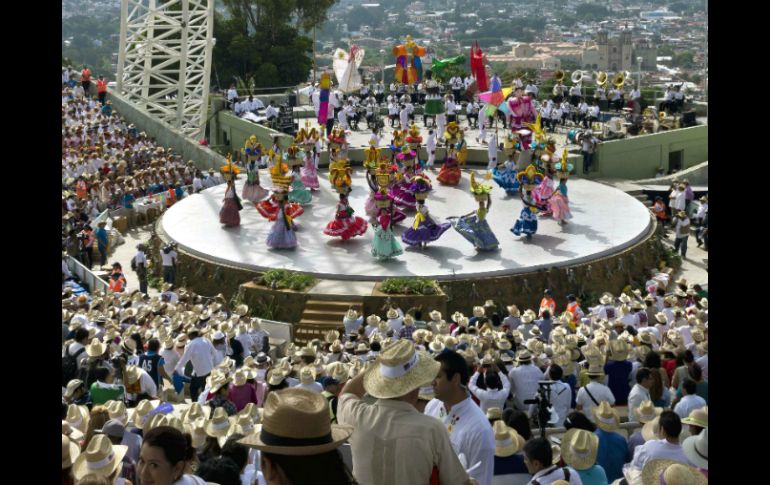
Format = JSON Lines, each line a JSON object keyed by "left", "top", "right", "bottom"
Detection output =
{"left": 66, "top": 255, "right": 110, "bottom": 294}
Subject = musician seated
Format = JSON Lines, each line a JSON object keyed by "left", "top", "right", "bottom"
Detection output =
{"left": 672, "top": 86, "right": 685, "bottom": 113}
{"left": 660, "top": 86, "right": 674, "bottom": 113}
{"left": 466, "top": 100, "right": 479, "bottom": 128}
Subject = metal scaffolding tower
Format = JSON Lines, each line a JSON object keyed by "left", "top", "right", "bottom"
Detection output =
{"left": 116, "top": 0, "right": 215, "bottom": 139}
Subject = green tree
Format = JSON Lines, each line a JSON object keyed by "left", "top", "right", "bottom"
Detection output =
{"left": 345, "top": 5, "right": 383, "bottom": 29}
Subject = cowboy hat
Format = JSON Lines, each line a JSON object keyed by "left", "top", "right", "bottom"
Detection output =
{"left": 62, "top": 434, "right": 81, "bottom": 469}
{"left": 429, "top": 310, "right": 442, "bottom": 321}
{"left": 561, "top": 428, "right": 599, "bottom": 470}
{"left": 345, "top": 308, "right": 359, "bottom": 320}
{"left": 267, "top": 369, "right": 287, "bottom": 386}
{"left": 599, "top": 294, "right": 613, "bottom": 305}
{"left": 608, "top": 339, "right": 630, "bottom": 361}
{"left": 634, "top": 400, "right": 663, "bottom": 424}
{"left": 654, "top": 312, "right": 668, "bottom": 324}
{"left": 366, "top": 314, "right": 381, "bottom": 326}
{"left": 493, "top": 421, "right": 526, "bottom": 458}
{"left": 363, "top": 339, "right": 440, "bottom": 399}
{"left": 206, "top": 407, "right": 233, "bottom": 438}
{"left": 85, "top": 338, "right": 108, "bottom": 357}
{"left": 296, "top": 346, "right": 317, "bottom": 359}
{"left": 682, "top": 407, "right": 708, "bottom": 429}
{"left": 386, "top": 308, "right": 399, "bottom": 319}
{"left": 586, "top": 361, "right": 605, "bottom": 377}
{"left": 593, "top": 401, "right": 619, "bottom": 431}
{"left": 234, "top": 304, "right": 249, "bottom": 316}
{"left": 64, "top": 379, "right": 84, "bottom": 399}
{"left": 106, "top": 400, "right": 127, "bottom": 423}
{"left": 642, "top": 416, "right": 661, "bottom": 441}
{"left": 130, "top": 400, "right": 154, "bottom": 428}
{"left": 71, "top": 435, "right": 128, "bottom": 481}
{"left": 486, "top": 407, "right": 503, "bottom": 421}
{"left": 240, "top": 388, "right": 353, "bottom": 455}
{"left": 66, "top": 404, "right": 90, "bottom": 433}
{"left": 641, "top": 459, "right": 707, "bottom": 485}
{"left": 429, "top": 340, "right": 445, "bottom": 353}
{"left": 506, "top": 305, "right": 520, "bottom": 317}
{"left": 299, "top": 367, "right": 317, "bottom": 385}
{"left": 516, "top": 349, "right": 533, "bottom": 363}
{"left": 682, "top": 428, "right": 708, "bottom": 470}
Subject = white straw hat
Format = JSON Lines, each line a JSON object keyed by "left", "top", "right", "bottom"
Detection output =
{"left": 362, "top": 339, "right": 440, "bottom": 399}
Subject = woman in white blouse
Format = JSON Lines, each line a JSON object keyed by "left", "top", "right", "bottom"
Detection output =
{"left": 469, "top": 363, "right": 511, "bottom": 413}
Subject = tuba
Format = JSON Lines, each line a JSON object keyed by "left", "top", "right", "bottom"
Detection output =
{"left": 571, "top": 70, "right": 583, "bottom": 84}
{"left": 553, "top": 70, "right": 565, "bottom": 83}
{"left": 596, "top": 71, "right": 608, "bottom": 88}
{"left": 612, "top": 72, "right": 626, "bottom": 90}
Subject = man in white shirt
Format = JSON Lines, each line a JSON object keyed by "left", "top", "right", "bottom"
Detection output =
{"left": 160, "top": 244, "right": 177, "bottom": 286}
{"left": 445, "top": 96, "right": 457, "bottom": 124}
{"left": 426, "top": 129, "right": 437, "bottom": 168}
{"left": 576, "top": 363, "right": 615, "bottom": 421}
{"left": 399, "top": 104, "right": 409, "bottom": 130}
{"left": 426, "top": 350, "right": 495, "bottom": 485}
{"left": 544, "top": 365, "right": 573, "bottom": 428}
{"left": 174, "top": 329, "right": 217, "bottom": 401}
{"left": 631, "top": 411, "right": 693, "bottom": 470}
{"left": 673, "top": 86, "right": 685, "bottom": 112}
{"left": 508, "top": 350, "right": 544, "bottom": 411}
{"left": 569, "top": 83, "right": 582, "bottom": 105}
{"left": 264, "top": 101, "right": 279, "bottom": 124}
{"left": 661, "top": 86, "right": 674, "bottom": 113}
{"left": 226, "top": 85, "right": 238, "bottom": 108}
{"left": 338, "top": 102, "right": 352, "bottom": 130}
{"left": 673, "top": 379, "right": 707, "bottom": 419}
{"left": 192, "top": 172, "right": 204, "bottom": 193}
{"left": 487, "top": 132, "right": 498, "bottom": 171}
{"left": 468, "top": 367, "right": 511, "bottom": 413}
{"left": 523, "top": 438, "right": 581, "bottom": 485}
{"left": 627, "top": 368, "right": 653, "bottom": 422}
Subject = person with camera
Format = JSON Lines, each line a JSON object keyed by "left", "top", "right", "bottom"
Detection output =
{"left": 508, "top": 349, "right": 545, "bottom": 412}
{"left": 161, "top": 243, "right": 177, "bottom": 285}
{"left": 426, "top": 349, "right": 496, "bottom": 485}
{"left": 468, "top": 358, "right": 511, "bottom": 413}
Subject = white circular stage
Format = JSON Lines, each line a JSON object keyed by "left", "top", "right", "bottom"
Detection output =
{"left": 160, "top": 171, "right": 651, "bottom": 281}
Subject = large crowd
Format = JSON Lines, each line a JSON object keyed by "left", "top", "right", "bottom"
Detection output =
{"left": 62, "top": 67, "right": 708, "bottom": 485}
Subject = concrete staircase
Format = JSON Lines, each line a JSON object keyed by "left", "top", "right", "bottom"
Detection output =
{"left": 625, "top": 188, "right": 653, "bottom": 208}
{"left": 294, "top": 299, "right": 364, "bottom": 345}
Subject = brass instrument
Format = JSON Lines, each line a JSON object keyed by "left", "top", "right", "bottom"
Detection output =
{"left": 612, "top": 72, "right": 626, "bottom": 90}
{"left": 596, "top": 71, "right": 608, "bottom": 88}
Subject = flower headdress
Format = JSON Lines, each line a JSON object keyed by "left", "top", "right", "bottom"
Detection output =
{"left": 555, "top": 149, "right": 574, "bottom": 180}
{"left": 470, "top": 172, "right": 493, "bottom": 197}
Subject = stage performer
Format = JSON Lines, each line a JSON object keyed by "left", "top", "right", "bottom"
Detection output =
{"left": 511, "top": 164, "right": 545, "bottom": 240}
{"left": 392, "top": 35, "right": 426, "bottom": 86}
{"left": 470, "top": 41, "right": 489, "bottom": 92}
{"left": 437, "top": 122, "right": 463, "bottom": 185}
{"left": 389, "top": 145, "right": 419, "bottom": 211}
{"left": 266, "top": 189, "right": 298, "bottom": 250}
{"left": 220, "top": 178, "right": 242, "bottom": 227}
{"left": 402, "top": 176, "right": 450, "bottom": 249}
{"left": 256, "top": 162, "right": 304, "bottom": 221}
{"left": 364, "top": 150, "right": 406, "bottom": 223}
{"left": 423, "top": 70, "right": 444, "bottom": 133}
{"left": 507, "top": 87, "right": 535, "bottom": 132}
{"left": 371, "top": 163, "right": 403, "bottom": 261}
{"left": 241, "top": 157, "right": 269, "bottom": 203}
{"left": 532, "top": 160, "right": 555, "bottom": 216}
{"left": 549, "top": 149, "right": 574, "bottom": 226}
{"left": 324, "top": 187, "right": 368, "bottom": 241}
{"left": 300, "top": 145, "right": 320, "bottom": 191}
{"left": 492, "top": 133, "right": 520, "bottom": 195}
{"left": 449, "top": 172, "right": 499, "bottom": 251}
{"left": 243, "top": 135, "right": 262, "bottom": 165}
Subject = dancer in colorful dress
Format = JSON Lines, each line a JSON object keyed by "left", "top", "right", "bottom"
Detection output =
{"left": 389, "top": 145, "right": 419, "bottom": 211}
{"left": 219, "top": 156, "right": 242, "bottom": 226}
{"left": 324, "top": 187, "right": 368, "bottom": 240}
{"left": 437, "top": 142, "right": 462, "bottom": 186}
{"left": 549, "top": 149, "right": 574, "bottom": 225}
{"left": 511, "top": 164, "right": 546, "bottom": 240}
{"left": 241, "top": 157, "right": 269, "bottom": 202}
{"left": 371, "top": 163, "right": 403, "bottom": 261}
{"left": 532, "top": 159, "right": 555, "bottom": 216}
{"left": 402, "top": 176, "right": 450, "bottom": 248}
{"left": 449, "top": 172, "right": 499, "bottom": 251}
{"left": 243, "top": 135, "right": 262, "bottom": 165}
{"left": 364, "top": 153, "right": 406, "bottom": 224}
{"left": 286, "top": 146, "right": 312, "bottom": 206}
{"left": 300, "top": 146, "right": 320, "bottom": 191}
{"left": 266, "top": 189, "right": 298, "bottom": 249}
{"left": 492, "top": 133, "right": 520, "bottom": 195}
{"left": 256, "top": 162, "right": 304, "bottom": 221}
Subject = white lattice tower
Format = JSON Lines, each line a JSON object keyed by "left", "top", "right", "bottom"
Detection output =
{"left": 116, "top": 0, "right": 215, "bottom": 138}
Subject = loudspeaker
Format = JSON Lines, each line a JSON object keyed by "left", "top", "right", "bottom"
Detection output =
{"left": 681, "top": 110, "right": 696, "bottom": 127}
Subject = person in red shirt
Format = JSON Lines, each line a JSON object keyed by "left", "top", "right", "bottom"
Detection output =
{"left": 96, "top": 75, "right": 108, "bottom": 105}
{"left": 81, "top": 65, "right": 92, "bottom": 95}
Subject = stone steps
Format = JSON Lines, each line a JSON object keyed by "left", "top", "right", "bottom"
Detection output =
{"left": 294, "top": 300, "right": 363, "bottom": 345}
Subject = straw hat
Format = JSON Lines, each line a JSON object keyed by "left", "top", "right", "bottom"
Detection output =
{"left": 642, "top": 416, "right": 661, "bottom": 441}
{"left": 593, "top": 401, "right": 619, "bottom": 431}
{"left": 429, "top": 310, "right": 442, "bottom": 321}
{"left": 418, "top": 385, "right": 435, "bottom": 401}
{"left": 85, "top": 338, "right": 108, "bottom": 357}
{"left": 429, "top": 340, "right": 445, "bottom": 353}
{"left": 64, "top": 379, "right": 84, "bottom": 399}
{"left": 682, "top": 428, "right": 708, "bottom": 470}
{"left": 345, "top": 309, "right": 359, "bottom": 320}
{"left": 66, "top": 404, "right": 90, "bottom": 433}
{"left": 233, "top": 304, "right": 249, "bottom": 317}
{"left": 493, "top": 421, "right": 525, "bottom": 457}
{"left": 586, "top": 361, "right": 605, "bottom": 377}
{"left": 62, "top": 434, "right": 81, "bottom": 469}
{"left": 206, "top": 407, "right": 232, "bottom": 438}
{"left": 561, "top": 428, "right": 599, "bottom": 470}
{"left": 681, "top": 407, "right": 708, "bottom": 429}
{"left": 634, "top": 400, "right": 663, "bottom": 424}
{"left": 497, "top": 339, "right": 512, "bottom": 351}
{"left": 106, "top": 400, "right": 127, "bottom": 423}
{"left": 362, "top": 339, "right": 441, "bottom": 399}
{"left": 233, "top": 368, "right": 249, "bottom": 387}
{"left": 386, "top": 308, "right": 399, "bottom": 319}
{"left": 366, "top": 314, "right": 381, "bottom": 326}
{"left": 299, "top": 367, "right": 317, "bottom": 385}
{"left": 71, "top": 435, "right": 128, "bottom": 481}
{"left": 520, "top": 313, "right": 534, "bottom": 324}
{"left": 296, "top": 346, "right": 317, "bottom": 359}
{"left": 486, "top": 407, "right": 503, "bottom": 421}
{"left": 267, "top": 369, "right": 287, "bottom": 386}
{"left": 608, "top": 339, "right": 630, "bottom": 361}
{"left": 403, "top": 315, "right": 415, "bottom": 327}
{"left": 641, "top": 459, "right": 707, "bottom": 485}
{"left": 240, "top": 388, "right": 353, "bottom": 455}
{"left": 506, "top": 305, "right": 520, "bottom": 317}
{"left": 515, "top": 349, "right": 533, "bottom": 363}
{"left": 130, "top": 400, "right": 154, "bottom": 428}
{"left": 599, "top": 294, "right": 613, "bottom": 305}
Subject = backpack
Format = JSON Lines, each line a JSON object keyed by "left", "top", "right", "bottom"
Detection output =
{"left": 130, "top": 256, "right": 137, "bottom": 272}
{"left": 62, "top": 346, "right": 86, "bottom": 387}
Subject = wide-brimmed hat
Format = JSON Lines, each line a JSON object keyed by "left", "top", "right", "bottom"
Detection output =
{"left": 493, "top": 421, "right": 525, "bottom": 457}
{"left": 130, "top": 400, "right": 154, "bottom": 428}
{"left": 71, "top": 434, "right": 127, "bottom": 481}
{"left": 682, "top": 428, "right": 708, "bottom": 470}
{"left": 586, "top": 361, "right": 605, "bottom": 377}
{"left": 634, "top": 400, "right": 663, "bottom": 424}
{"left": 682, "top": 407, "right": 708, "bottom": 429}
{"left": 599, "top": 294, "right": 613, "bottom": 305}
{"left": 386, "top": 308, "right": 399, "bottom": 319}
{"left": 486, "top": 407, "right": 502, "bottom": 421}
{"left": 608, "top": 339, "right": 630, "bottom": 361}
{"left": 366, "top": 314, "right": 381, "bottom": 326}
{"left": 506, "top": 305, "right": 520, "bottom": 317}
{"left": 345, "top": 309, "right": 359, "bottom": 320}
{"left": 362, "top": 339, "right": 440, "bottom": 399}
{"left": 62, "top": 434, "right": 81, "bottom": 469}
{"left": 206, "top": 407, "right": 232, "bottom": 438}
{"left": 240, "top": 388, "right": 353, "bottom": 455}
{"left": 299, "top": 366, "right": 317, "bottom": 385}
{"left": 593, "top": 401, "right": 619, "bottom": 431}
{"left": 642, "top": 416, "right": 661, "bottom": 441}
{"left": 267, "top": 369, "right": 287, "bottom": 386}
{"left": 85, "top": 338, "right": 108, "bottom": 357}
{"left": 66, "top": 404, "right": 90, "bottom": 433}
{"left": 561, "top": 428, "right": 599, "bottom": 470}
{"left": 520, "top": 313, "right": 534, "bottom": 324}
{"left": 64, "top": 379, "right": 84, "bottom": 399}
{"left": 296, "top": 345, "right": 317, "bottom": 359}
{"left": 516, "top": 349, "right": 533, "bottom": 363}
{"left": 106, "top": 400, "right": 127, "bottom": 423}
{"left": 641, "top": 459, "right": 707, "bottom": 485}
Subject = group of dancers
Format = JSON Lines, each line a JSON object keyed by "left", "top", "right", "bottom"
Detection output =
{"left": 216, "top": 114, "right": 575, "bottom": 257}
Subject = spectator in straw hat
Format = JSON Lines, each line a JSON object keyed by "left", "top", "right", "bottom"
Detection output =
{"left": 682, "top": 427, "right": 707, "bottom": 477}
{"left": 508, "top": 349, "right": 544, "bottom": 411}
{"left": 575, "top": 362, "right": 614, "bottom": 422}
{"left": 592, "top": 401, "right": 629, "bottom": 482}
{"left": 338, "top": 339, "right": 471, "bottom": 485}
{"left": 207, "top": 373, "right": 237, "bottom": 416}
{"left": 681, "top": 407, "right": 707, "bottom": 437}
{"left": 62, "top": 433, "right": 81, "bottom": 485}
{"left": 237, "top": 388, "right": 355, "bottom": 485}
{"left": 522, "top": 437, "right": 581, "bottom": 485}
{"left": 542, "top": 364, "right": 572, "bottom": 428}
{"left": 641, "top": 459, "right": 706, "bottom": 485}
{"left": 603, "top": 339, "right": 632, "bottom": 405}
{"left": 72, "top": 434, "right": 129, "bottom": 484}
{"left": 560, "top": 428, "right": 607, "bottom": 485}
{"left": 124, "top": 364, "right": 159, "bottom": 404}
{"left": 631, "top": 410, "right": 692, "bottom": 470}
{"left": 343, "top": 308, "right": 363, "bottom": 337}
{"left": 99, "top": 419, "right": 139, "bottom": 484}
{"left": 426, "top": 349, "right": 495, "bottom": 485}
{"left": 468, "top": 359, "right": 511, "bottom": 413}
{"left": 627, "top": 368, "right": 654, "bottom": 422}
{"left": 491, "top": 421, "right": 529, "bottom": 480}
{"left": 628, "top": 400, "right": 662, "bottom": 456}
{"left": 228, "top": 367, "right": 258, "bottom": 412}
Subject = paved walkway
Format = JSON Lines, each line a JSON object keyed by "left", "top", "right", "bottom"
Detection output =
{"left": 109, "top": 225, "right": 160, "bottom": 297}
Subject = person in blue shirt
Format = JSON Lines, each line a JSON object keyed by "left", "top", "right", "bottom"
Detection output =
{"left": 561, "top": 428, "right": 608, "bottom": 485}
{"left": 492, "top": 421, "right": 530, "bottom": 479}
{"left": 593, "top": 402, "right": 630, "bottom": 482}
{"left": 94, "top": 221, "right": 109, "bottom": 266}
{"left": 101, "top": 101, "right": 112, "bottom": 117}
